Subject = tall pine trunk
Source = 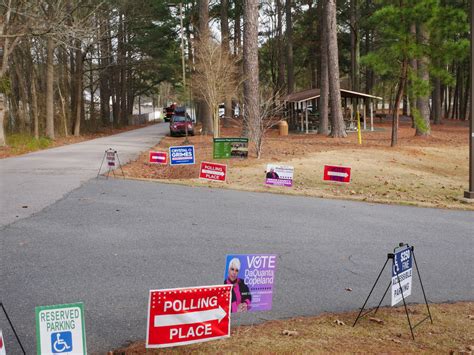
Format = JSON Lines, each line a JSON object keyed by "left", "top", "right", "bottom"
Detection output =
{"left": 45, "top": 36, "right": 55, "bottom": 139}
{"left": 286, "top": 0, "right": 294, "bottom": 94}
{"left": 318, "top": 1, "right": 329, "bottom": 135}
{"left": 326, "top": 0, "right": 346, "bottom": 137}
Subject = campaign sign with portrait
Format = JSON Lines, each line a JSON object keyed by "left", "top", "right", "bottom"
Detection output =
{"left": 391, "top": 246, "right": 413, "bottom": 306}
{"left": 223, "top": 254, "right": 277, "bottom": 313}
{"left": 265, "top": 164, "right": 294, "bottom": 187}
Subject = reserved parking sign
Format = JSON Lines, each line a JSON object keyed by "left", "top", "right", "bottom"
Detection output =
{"left": 35, "top": 302, "right": 86, "bottom": 355}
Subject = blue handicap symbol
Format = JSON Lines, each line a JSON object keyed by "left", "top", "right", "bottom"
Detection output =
{"left": 51, "top": 331, "right": 73, "bottom": 353}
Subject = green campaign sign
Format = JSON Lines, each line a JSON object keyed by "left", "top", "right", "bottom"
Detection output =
{"left": 213, "top": 138, "right": 249, "bottom": 159}
{"left": 36, "top": 302, "right": 87, "bottom": 355}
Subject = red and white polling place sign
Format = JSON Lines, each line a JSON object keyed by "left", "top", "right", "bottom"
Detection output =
{"left": 146, "top": 285, "right": 232, "bottom": 348}
{"left": 199, "top": 161, "right": 227, "bottom": 182}
{"left": 323, "top": 165, "right": 351, "bottom": 183}
{"left": 0, "top": 329, "right": 6, "bottom": 355}
{"left": 149, "top": 151, "right": 168, "bottom": 164}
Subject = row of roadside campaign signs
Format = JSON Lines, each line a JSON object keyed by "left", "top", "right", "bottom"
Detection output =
{"left": 147, "top": 138, "right": 352, "bottom": 184}
{"left": 1, "top": 245, "right": 432, "bottom": 353}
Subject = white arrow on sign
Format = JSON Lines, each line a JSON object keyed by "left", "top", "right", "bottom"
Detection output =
{"left": 152, "top": 156, "right": 165, "bottom": 160}
{"left": 202, "top": 169, "right": 224, "bottom": 176}
{"left": 154, "top": 306, "right": 226, "bottom": 327}
{"left": 328, "top": 171, "right": 348, "bottom": 178}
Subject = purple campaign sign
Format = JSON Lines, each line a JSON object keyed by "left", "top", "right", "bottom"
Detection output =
{"left": 265, "top": 164, "right": 294, "bottom": 187}
{"left": 223, "top": 254, "right": 277, "bottom": 313}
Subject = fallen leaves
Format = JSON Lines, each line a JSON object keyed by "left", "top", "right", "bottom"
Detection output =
{"left": 369, "top": 317, "right": 385, "bottom": 325}
{"left": 282, "top": 329, "right": 298, "bottom": 336}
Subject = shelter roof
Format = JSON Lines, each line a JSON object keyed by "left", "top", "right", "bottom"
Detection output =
{"left": 282, "top": 88, "right": 382, "bottom": 103}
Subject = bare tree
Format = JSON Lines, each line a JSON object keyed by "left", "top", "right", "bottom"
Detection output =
{"left": 192, "top": 36, "right": 240, "bottom": 138}
{"left": 241, "top": 89, "right": 283, "bottom": 159}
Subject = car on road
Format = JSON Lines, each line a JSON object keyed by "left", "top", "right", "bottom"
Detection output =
{"left": 170, "top": 108, "right": 194, "bottom": 137}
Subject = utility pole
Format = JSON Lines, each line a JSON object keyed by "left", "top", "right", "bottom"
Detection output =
{"left": 466, "top": 1, "right": 474, "bottom": 199}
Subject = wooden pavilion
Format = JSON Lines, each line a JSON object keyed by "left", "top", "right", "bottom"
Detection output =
{"left": 282, "top": 88, "right": 383, "bottom": 133}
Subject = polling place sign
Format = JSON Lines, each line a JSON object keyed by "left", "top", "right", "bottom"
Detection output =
{"left": 224, "top": 254, "right": 277, "bottom": 312}
{"left": 199, "top": 162, "right": 227, "bottom": 182}
{"left": 391, "top": 246, "right": 413, "bottom": 306}
{"left": 169, "top": 145, "right": 195, "bottom": 165}
{"left": 35, "top": 302, "right": 86, "bottom": 354}
{"left": 0, "top": 330, "right": 5, "bottom": 355}
{"left": 146, "top": 285, "right": 232, "bottom": 348}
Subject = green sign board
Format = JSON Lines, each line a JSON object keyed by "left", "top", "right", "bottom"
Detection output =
{"left": 213, "top": 138, "right": 249, "bottom": 159}
{"left": 36, "top": 302, "right": 87, "bottom": 354}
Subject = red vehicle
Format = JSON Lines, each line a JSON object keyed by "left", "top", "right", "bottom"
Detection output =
{"left": 164, "top": 103, "right": 177, "bottom": 122}
{"left": 169, "top": 108, "right": 194, "bottom": 137}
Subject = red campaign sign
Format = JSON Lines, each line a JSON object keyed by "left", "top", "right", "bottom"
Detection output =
{"left": 146, "top": 285, "right": 232, "bottom": 348}
{"left": 199, "top": 161, "right": 227, "bottom": 182}
{"left": 149, "top": 151, "right": 168, "bottom": 165}
{"left": 323, "top": 165, "right": 351, "bottom": 183}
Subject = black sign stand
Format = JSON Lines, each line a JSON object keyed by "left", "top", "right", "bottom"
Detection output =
{"left": 97, "top": 148, "right": 125, "bottom": 179}
{"left": 353, "top": 243, "right": 433, "bottom": 340}
{"left": 0, "top": 302, "right": 26, "bottom": 354}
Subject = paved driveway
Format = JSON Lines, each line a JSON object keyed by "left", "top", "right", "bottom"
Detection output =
{"left": 1, "top": 179, "right": 472, "bottom": 353}
{"left": 0, "top": 123, "right": 168, "bottom": 226}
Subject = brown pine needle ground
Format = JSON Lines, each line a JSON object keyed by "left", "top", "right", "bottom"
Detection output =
{"left": 113, "top": 302, "right": 474, "bottom": 354}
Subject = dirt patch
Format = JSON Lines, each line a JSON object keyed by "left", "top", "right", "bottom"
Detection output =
{"left": 121, "top": 120, "right": 473, "bottom": 210}
{"left": 112, "top": 302, "right": 474, "bottom": 354}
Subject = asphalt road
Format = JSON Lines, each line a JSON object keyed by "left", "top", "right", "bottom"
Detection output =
{"left": 1, "top": 178, "right": 473, "bottom": 354}
{"left": 0, "top": 123, "right": 169, "bottom": 227}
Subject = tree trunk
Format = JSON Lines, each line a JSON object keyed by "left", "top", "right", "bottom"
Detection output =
{"left": 276, "top": 0, "right": 285, "bottom": 91}
{"left": 415, "top": 24, "right": 431, "bottom": 136}
{"left": 31, "top": 69, "right": 39, "bottom": 139}
{"left": 391, "top": 60, "right": 408, "bottom": 147}
{"left": 198, "top": 0, "right": 212, "bottom": 134}
{"left": 326, "top": 0, "right": 346, "bottom": 137}
{"left": 433, "top": 76, "right": 442, "bottom": 124}
{"left": 221, "top": 0, "right": 232, "bottom": 127}
{"left": 318, "top": 1, "right": 329, "bottom": 135}
{"left": 100, "top": 15, "right": 111, "bottom": 126}
{"left": 350, "top": 0, "right": 360, "bottom": 91}
{"left": 286, "top": 0, "right": 294, "bottom": 94}
{"left": 243, "top": 0, "right": 259, "bottom": 137}
{"left": 73, "top": 44, "right": 83, "bottom": 136}
{"left": 45, "top": 36, "right": 55, "bottom": 139}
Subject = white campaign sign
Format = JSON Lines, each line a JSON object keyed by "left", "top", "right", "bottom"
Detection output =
{"left": 0, "top": 329, "right": 6, "bottom": 355}
{"left": 391, "top": 247, "right": 413, "bottom": 306}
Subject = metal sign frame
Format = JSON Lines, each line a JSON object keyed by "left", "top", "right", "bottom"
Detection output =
{"left": 353, "top": 243, "right": 432, "bottom": 340}
{"left": 97, "top": 148, "right": 125, "bottom": 179}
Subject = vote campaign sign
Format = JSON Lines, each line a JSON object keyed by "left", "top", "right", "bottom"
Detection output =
{"left": 391, "top": 246, "right": 413, "bottom": 306}
{"left": 106, "top": 150, "right": 116, "bottom": 167}
{"left": 0, "top": 329, "right": 5, "bottom": 355}
{"left": 146, "top": 285, "right": 232, "bottom": 348}
{"left": 323, "top": 165, "right": 351, "bottom": 183}
{"left": 169, "top": 146, "right": 195, "bottom": 165}
{"left": 35, "top": 302, "right": 86, "bottom": 355}
{"left": 149, "top": 151, "right": 168, "bottom": 165}
{"left": 265, "top": 165, "right": 294, "bottom": 187}
{"left": 224, "top": 254, "right": 277, "bottom": 313}
{"left": 199, "top": 162, "right": 227, "bottom": 182}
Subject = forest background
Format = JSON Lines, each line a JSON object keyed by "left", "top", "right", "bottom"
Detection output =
{"left": 0, "top": 0, "right": 470, "bottom": 149}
